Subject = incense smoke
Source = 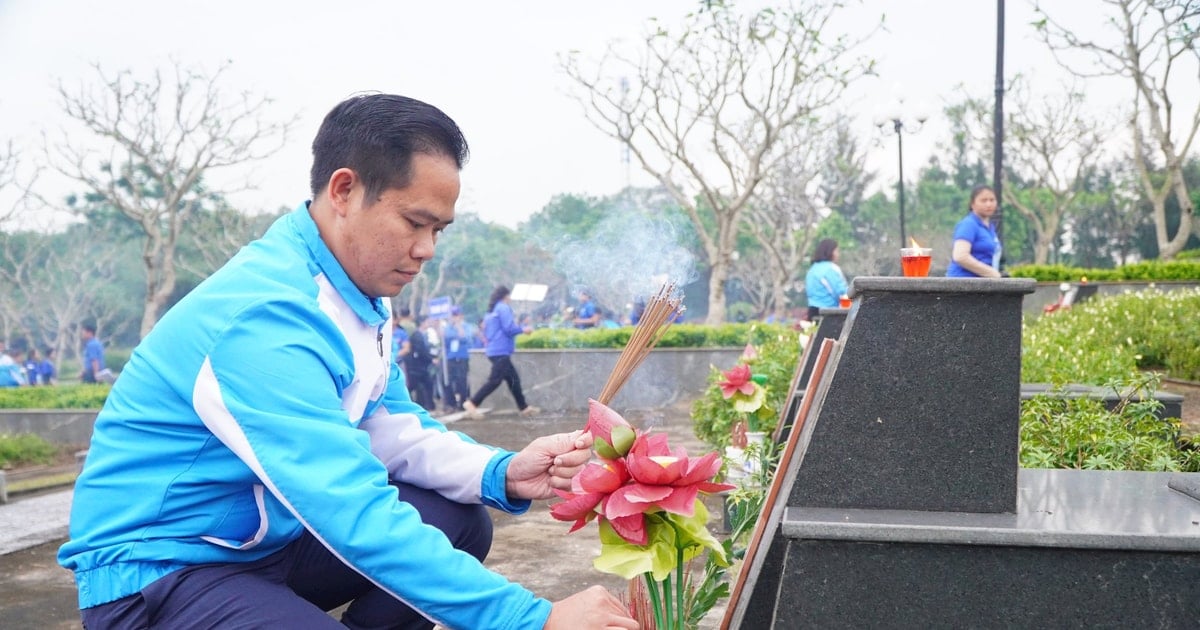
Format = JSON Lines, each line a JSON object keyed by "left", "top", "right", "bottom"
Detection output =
{"left": 549, "top": 207, "right": 699, "bottom": 316}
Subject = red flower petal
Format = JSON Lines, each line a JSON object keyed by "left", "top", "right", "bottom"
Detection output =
{"left": 586, "top": 399, "right": 631, "bottom": 445}
{"left": 625, "top": 452, "right": 684, "bottom": 485}
{"left": 654, "top": 485, "right": 700, "bottom": 517}
{"left": 577, "top": 460, "right": 628, "bottom": 494}
{"left": 567, "top": 513, "right": 596, "bottom": 533}
{"left": 629, "top": 432, "right": 671, "bottom": 457}
{"left": 605, "top": 484, "right": 672, "bottom": 518}
{"left": 549, "top": 491, "right": 603, "bottom": 522}
{"left": 699, "top": 481, "right": 737, "bottom": 493}
{"left": 675, "top": 451, "right": 724, "bottom": 486}
{"left": 608, "top": 514, "right": 648, "bottom": 546}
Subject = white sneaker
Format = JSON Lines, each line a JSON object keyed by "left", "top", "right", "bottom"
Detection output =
{"left": 462, "top": 401, "right": 483, "bottom": 419}
{"left": 519, "top": 406, "right": 541, "bottom": 417}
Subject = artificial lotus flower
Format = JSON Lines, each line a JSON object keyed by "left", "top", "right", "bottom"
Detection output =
{"left": 552, "top": 400, "right": 734, "bottom": 629}
{"left": 604, "top": 434, "right": 733, "bottom": 527}
{"left": 559, "top": 402, "right": 735, "bottom": 545}
{"left": 586, "top": 398, "right": 637, "bottom": 458}
{"left": 718, "top": 364, "right": 756, "bottom": 398}
{"left": 549, "top": 458, "right": 629, "bottom": 532}
{"left": 741, "top": 342, "right": 759, "bottom": 361}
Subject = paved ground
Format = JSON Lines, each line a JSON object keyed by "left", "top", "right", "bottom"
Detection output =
{"left": 0, "top": 401, "right": 720, "bottom": 628}
{"left": 5, "top": 384, "right": 1195, "bottom": 628}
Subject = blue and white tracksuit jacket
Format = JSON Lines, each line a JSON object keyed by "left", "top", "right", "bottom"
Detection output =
{"left": 58, "top": 203, "right": 551, "bottom": 630}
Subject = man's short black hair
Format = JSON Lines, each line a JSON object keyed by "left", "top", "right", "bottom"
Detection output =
{"left": 310, "top": 93, "right": 470, "bottom": 202}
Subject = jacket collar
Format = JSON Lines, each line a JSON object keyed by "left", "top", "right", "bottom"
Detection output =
{"left": 292, "top": 201, "right": 390, "bottom": 326}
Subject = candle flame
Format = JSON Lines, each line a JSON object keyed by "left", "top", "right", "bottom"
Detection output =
{"left": 909, "top": 237, "right": 922, "bottom": 248}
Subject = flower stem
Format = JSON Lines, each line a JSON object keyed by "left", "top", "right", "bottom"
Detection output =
{"left": 675, "top": 547, "right": 686, "bottom": 629}
{"left": 643, "top": 573, "right": 665, "bottom": 630}
{"left": 663, "top": 573, "right": 674, "bottom": 629}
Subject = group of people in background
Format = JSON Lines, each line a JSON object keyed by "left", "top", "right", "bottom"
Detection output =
{"left": 0, "top": 321, "right": 112, "bottom": 388}
{"left": 391, "top": 285, "right": 540, "bottom": 419}
{"left": 0, "top": 341, "right": 57, "bottom": 387}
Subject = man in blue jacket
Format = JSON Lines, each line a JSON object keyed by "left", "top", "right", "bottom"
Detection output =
{"left": 59, "top": 94, "right": 636, "bottom": 630}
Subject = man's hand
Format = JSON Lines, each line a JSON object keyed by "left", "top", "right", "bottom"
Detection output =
{"left": 545, "top": 585, "right": 639, "bottom": 630}
{"left": 506, "top": 430, "right": 593, "bottom": 500}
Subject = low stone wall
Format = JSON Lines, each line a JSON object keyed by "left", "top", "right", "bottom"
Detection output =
{"left": 466, "top": 347, "right": 742, "bottom": 413}
{"left": 0, "top": 348, "right": 742, "bottom": 445}
{"left": 0, "top": 410, "right": 98, "bottom": 446}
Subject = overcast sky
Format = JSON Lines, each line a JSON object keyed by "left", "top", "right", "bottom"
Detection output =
{"left": 0, "top": 0, "right": 1152, "bottom": 228}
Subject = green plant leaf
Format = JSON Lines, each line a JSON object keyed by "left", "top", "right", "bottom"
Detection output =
{"left": 593, "top": 517, "right": 678, "bottom": 581}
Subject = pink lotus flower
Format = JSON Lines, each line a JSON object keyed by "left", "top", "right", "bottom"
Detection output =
{"left": 552, "top": 400, "right": 735, "bottom": 546}
{"left": 604, "top": 433, "right": 733, "bottom": 527}
{"left": 585, "top": 398, "right": 631, "bottom": 445}
{"left": 550, "top": 458, "right": 629, "bottom": 533}
{"left": 718, "top": 364, "right": 756, "bottom": 399}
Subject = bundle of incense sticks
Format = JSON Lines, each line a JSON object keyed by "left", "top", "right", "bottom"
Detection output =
{"left": 622, "top": 578, "right": 658, "bottom": 630}
{"left": 596, "top": 283, "right": 684, "bottom": 405}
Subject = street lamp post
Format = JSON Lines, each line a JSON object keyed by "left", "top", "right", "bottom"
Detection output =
{"left": 876, "top": 111, "right": 927, "bottom": 247}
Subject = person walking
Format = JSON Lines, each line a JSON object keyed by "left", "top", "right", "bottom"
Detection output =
{"left": 463, "top": 286, "right": 541, "bottom": 418}
{"left": 441, "top": 306, "right": 473, "bottom": 412}
{"left": 79, "top": 322, "right": 110, "bottom": 383}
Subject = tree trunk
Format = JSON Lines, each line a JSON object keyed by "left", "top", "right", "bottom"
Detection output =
{"left": 706, "top": 260, "right": 728, "bottom": 326}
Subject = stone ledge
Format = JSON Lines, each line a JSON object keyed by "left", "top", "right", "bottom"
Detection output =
{"left": 782, "top": 469, "right": 1200, "bottom": 552}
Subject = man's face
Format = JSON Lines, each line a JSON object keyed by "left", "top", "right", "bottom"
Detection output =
{"left": 340, "top": 153, "right": 459, "bottom": 298}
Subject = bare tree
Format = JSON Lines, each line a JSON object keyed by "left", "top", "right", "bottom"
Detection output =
{"left": 958, "top": 82, "right": 1105, "bottom": 264}
{"left": 0, "top": 139, "right": 41, "bottom": 228}
{"left": 51, "top": 61, "right": 293, "bottom": 338}
{"left": 0, "top": 224, "right": 127, "bottom": 370}
{"left": 562, "top": 1, "right": 876, "bottom": 323}
{"left": 176, "top": 202, "right": 281, "bottom": 279}
{"left": 741, "top": 119, "right": 832, "bottom": 315}
{"left": 1036, "top": 0, "right": 1200, "bottom": 258}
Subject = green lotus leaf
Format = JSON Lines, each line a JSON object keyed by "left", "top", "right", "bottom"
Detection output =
{"left": 593, "top": 436, "right": 619, "bottom": 460}
{"left": 610, "top": 425, "right": 637, "bottom": 457}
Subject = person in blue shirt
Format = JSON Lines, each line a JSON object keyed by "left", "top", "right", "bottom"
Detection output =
{"left": 947, "top": 185, "right": 1003, "bottom": 278}
{"left": 441, "top": 306, "right": 474, "bottom": 412}
{"left": 79, "top": 322, "right": 107, "bottom": 383}
{"left": 463, "top": 286, "right": 541, "bottom": 419}
{"left": 37, "top": 348, "right": 58, "bottom": 385}
{"left": 59, "top": 94, "right": 634, "bottom": 630}
{"left": 572, "top": 290, "right": 600, "bottom": 329}
{"left": 804, "top": 238, "right": 850, "bottom": 320}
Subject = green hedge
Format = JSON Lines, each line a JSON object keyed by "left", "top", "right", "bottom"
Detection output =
{"left": 0, "top": 432, "right": 59, "bottom": 467}
{"left": 518, "top": 322, "right": 783, "bottom": 349}
{"left": 1022, "top": 287, "right": 1200, "bottom": 384}
{"left": 1009, "top": 260, "right": 1200, "bottom": 282}
{"left": 0, "top": 384, "right": 111, "bottom": 410}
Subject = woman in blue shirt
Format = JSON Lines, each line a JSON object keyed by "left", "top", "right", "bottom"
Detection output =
{"left": 947, "top": 185, "right": 1003, "bottom": 278}
{"left": 463, "top": 286, "right": 540, "bottom": 418}
{"left": 805, "top": 238, "right": 849, "bottom": 320}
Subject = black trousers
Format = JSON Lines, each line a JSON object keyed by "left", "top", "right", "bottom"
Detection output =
{"left": 468, "top": 355, "right": 527, "bottom": 410}
{"left": 80, "top": 482, "right": 493, "bottom": 630}
{"left": 446, "top": 358, "right": 470, "bottom": 409}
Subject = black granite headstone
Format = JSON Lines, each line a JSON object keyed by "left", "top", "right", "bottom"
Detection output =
{"left": 789, "top": 277, "right": 1034, "bottom": 513}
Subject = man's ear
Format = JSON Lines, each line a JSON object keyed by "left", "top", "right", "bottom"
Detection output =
{"left": 326, "top": 168, "right": 359, "bottom": 217}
